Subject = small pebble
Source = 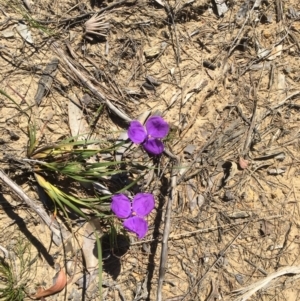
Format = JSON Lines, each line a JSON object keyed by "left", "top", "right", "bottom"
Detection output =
{"left": 223, "top": 190, "right": 235, "bottom": 202}
{"left": 235, "top": 274, "right": 244, "bottom": 285}
{"left": 146, "top": 75, "right": 160, "bottom": 86}
{"left": 184, "top": 144, "right": 196, "bottom": 155}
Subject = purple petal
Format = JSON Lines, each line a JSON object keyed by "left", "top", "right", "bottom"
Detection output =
{"left": 128, "top": 121, "right": 147, "bottom": 144}
{"left": 145, "top": 116, "right": 169, "bottom": 138}
{"left": 132, "top": 193, "right": 155, "bottom": 217}
{"left": 123, "top": 217, "right": 148, "bottom": 239}
{"left": 143, "top": 138, "right": 164, "bottom": 155}
{"left": 111, "top": 194, "right": 131, "bottom": 218}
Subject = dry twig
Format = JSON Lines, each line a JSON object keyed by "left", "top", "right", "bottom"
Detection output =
{"left": 156, "top": 163, "right": 178, "bottom": 301}
{"left": 182, "top": 221, "right": 251, "bottom": 300}
{"left": 0, "top": 169, "right": 65, "bottom": 246}
{"left": 258, "top": 91, "right": 300, "bottom": 122}
{"left": 232, "top": 266, "right": 300, "bottom": 301}
{"left": 51, "top": 42, "right": 131, "bottom": 122}
{"left": 242, "top": 91, "right": 258, "bottom": 156}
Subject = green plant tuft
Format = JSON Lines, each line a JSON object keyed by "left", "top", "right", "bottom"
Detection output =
{"left": 0, "top": 238, "right": 34, "bottom": 301}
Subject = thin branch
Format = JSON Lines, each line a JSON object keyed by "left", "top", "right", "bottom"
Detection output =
{"left": 232, "top": 266, "right": 300, "bottom": 301}
{"left": 34, "top": 0, "right": 128, "bottom": 25}
{"left": 242, "top": 90, "right": 258, "bottom": 156}
{"left": 258, "top": 91, "right": 300, "bottom": 122}
{"left": 51, "top": 42, "right": 132, "bottom": 123}
{"left": 130, "top": 215, "right": 282, "bottom": 246}
{"left": 157, "top": 163, "right": 178, "bottom": 301}
{"left": 182, "top": 221, "right": 251, "bottom": 301}
{"left": 0, "top": 169, "right": 65, "bottom": 246}
{"left": 275, "top": 0, "right": 283, "bottom": 22}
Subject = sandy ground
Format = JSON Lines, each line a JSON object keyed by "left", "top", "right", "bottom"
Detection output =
{"left": 1, "top": 0, "right": 300, "bottom": 300}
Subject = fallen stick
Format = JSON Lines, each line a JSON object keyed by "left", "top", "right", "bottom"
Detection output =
{"left": 156, "top": 164, "right": 178, "bottom": 301}
{"left": 0, "top": 168, "right": 65, "bottom": 246}
{"left": 232, "top": 266, "right": 300, "bottom": 301}
{"left": 51, "top": 42, "right": 132, "bottom": 123}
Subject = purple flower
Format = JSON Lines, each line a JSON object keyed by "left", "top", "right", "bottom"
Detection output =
{"left": 111, "top": 193, "right": 155, "bottom": 239}
{"left": 128, "top": 116, "right": 169, "bottom": 155}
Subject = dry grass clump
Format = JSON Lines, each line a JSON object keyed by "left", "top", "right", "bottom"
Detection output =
{"left": 84, "top": 13, "right": 110, "bottom": 41}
